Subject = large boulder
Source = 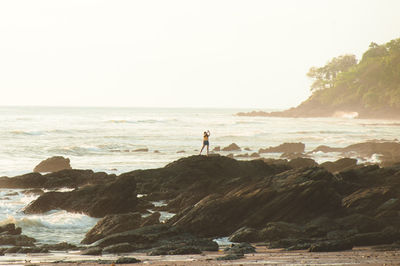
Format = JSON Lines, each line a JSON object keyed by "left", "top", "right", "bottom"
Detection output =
{"left": 169, "top": 167, "right": 342, "bottom": 237}
{"left": 23, "top": 174, "right": 138, "bottom": 217}
{"left": 33, "top": 156, "right": 72, "bottom": 173}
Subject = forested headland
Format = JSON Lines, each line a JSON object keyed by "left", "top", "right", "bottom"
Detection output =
{"left": 239, "top": 38, "right": 400, "bottom": 119}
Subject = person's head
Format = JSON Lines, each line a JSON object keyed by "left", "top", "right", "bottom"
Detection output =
{"left": 204, "top": 131, "right": 207, "bottom": 135}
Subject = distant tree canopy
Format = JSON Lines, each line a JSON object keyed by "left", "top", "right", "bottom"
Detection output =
{"left": 307, "top": 38, "right": 400, "bottom": 110}
{"left": 307, "top": 55, "right": 357, "bottom": 92}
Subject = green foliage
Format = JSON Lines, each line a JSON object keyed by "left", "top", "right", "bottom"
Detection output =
{"left": 307, "top": 38, "right": 400, "bottom": 110}
{"left": 307, "top": 55, "right": 357, "bottom": 92}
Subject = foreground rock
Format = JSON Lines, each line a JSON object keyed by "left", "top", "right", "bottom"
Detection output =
{"left": 82, "top": 212, "right": 161, "bottom": 244}
{"left": 169, "top": 167, "right": 342, "bottom": 237}
{"left": 33, "top": 156, "right": 72, "bottom": 173}
{"left": 13, "top": 154, "right": 400, "bottom": 253}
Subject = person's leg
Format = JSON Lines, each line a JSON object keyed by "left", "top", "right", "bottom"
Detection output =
{"left": 200, "top": 144, "right": 205, "bottom": 155}
{"left": 206, "top": 144, "right": 209, "bottom": 156}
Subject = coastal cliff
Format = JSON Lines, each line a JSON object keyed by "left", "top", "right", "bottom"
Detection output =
{"left": 238, "top": 38, "right": 400, "bottom": 119}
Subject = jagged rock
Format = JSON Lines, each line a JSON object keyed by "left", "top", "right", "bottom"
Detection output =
{"left": 222, "top": 143, "right": 241, "bottom": 151}
{"left": 0, "top": 170, "right": 116, "bottom": 189}
{"left": 33, "top": 156, "right": 72, "bottom": 173}
{"left": 82, "top": 212, "right": 160, "bottom": 244}
{"left": 320, "top": 158, "right": 358, "bottom": 173}
{"left": 259, "top": 142, "right": 305, "bottom": 154}
{"left": 212, "top": 146, "right": 221, "bottom": 152}
{"left": 132, "top": 148, "right": 149, "bottom": 152}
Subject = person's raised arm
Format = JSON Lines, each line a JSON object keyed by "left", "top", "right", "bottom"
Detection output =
{"left": 207, "top": 130, "right": 210, "bottom": 136}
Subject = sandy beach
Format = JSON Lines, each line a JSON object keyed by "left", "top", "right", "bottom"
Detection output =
{"left": 1, "top": 245, "right": 397, "bottom": 265}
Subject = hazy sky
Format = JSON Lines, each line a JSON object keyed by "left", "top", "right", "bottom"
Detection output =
{"left": 1, "top": 1, "right": 399, "bottom": 109}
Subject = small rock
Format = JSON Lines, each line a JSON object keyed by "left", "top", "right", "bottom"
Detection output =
{"left": 115, "top": 257, "right": 141, "bottom": 264}
{"left": 222, "top": 143, "right": 241, "bottom": 151}
{"left": 132, "top": 148, "right": 149, "bottom": 152}
{"left": 224, "top": 243, "right": 256, "bottom": 254}
{"left": 33, "top": 156, "right": 72, "bottom": 173}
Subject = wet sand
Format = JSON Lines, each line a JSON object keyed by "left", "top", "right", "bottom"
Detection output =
{"left": 2, "top": 245, "right": 399, "bottom": 265}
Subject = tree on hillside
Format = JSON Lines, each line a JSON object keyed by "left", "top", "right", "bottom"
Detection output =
{"left": 307, "top": 54, "right": 357, "bottom": 92}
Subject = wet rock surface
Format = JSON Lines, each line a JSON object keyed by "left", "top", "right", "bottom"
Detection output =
{"left": 86, "top": 224, "right": 218, "bottom": 256}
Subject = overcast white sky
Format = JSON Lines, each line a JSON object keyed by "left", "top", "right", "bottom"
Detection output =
{"left": 0, "top": 0, "right": 399, "bottom": 109}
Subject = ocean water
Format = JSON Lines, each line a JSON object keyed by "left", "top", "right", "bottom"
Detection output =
{"left": 0, "top": 106, "right": 400, "bottom": 246}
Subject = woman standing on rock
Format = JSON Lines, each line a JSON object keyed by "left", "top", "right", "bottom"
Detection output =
{"left": 200, "top": 130, "right": 210, "bottom": 156}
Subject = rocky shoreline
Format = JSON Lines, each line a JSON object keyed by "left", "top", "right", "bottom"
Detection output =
{"left": 1, "top": 145, "right": 400, "bottom": 263}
